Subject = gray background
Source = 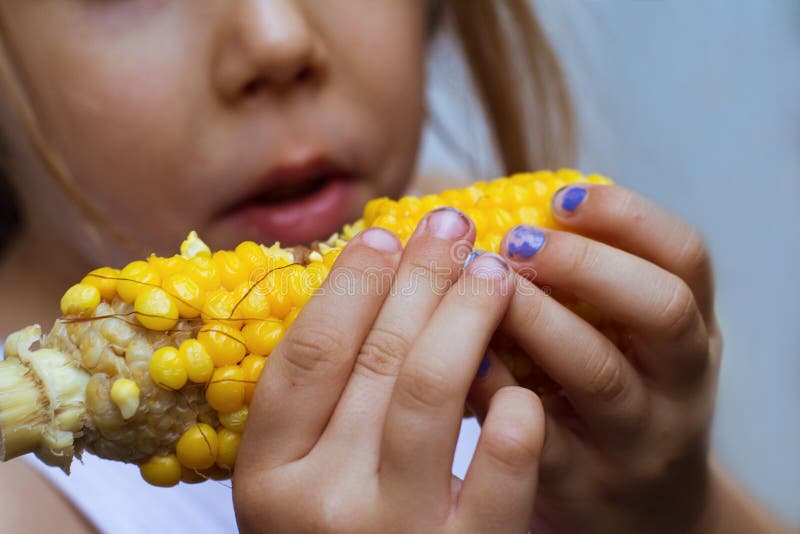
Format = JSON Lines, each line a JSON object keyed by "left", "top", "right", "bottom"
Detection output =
{"left": 423, "top": 1, "right": 800, "bottom": 525}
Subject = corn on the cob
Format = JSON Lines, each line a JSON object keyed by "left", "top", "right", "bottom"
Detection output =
{"left": 0, "top": 170, "right": 614, "bottom": 486}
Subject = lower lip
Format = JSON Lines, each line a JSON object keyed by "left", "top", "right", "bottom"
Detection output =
{"left": 227, "top": 178, "right": 359, "bottom": 245}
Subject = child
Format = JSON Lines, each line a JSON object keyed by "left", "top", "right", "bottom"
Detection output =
{"left": 0, "top": 1, "right": 788, "bottom": 533}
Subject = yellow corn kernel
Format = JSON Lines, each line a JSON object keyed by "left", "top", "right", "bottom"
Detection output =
{"left": 240, "top": 354, "right": 266, "bottom": 403}
{"left": 148, "top": 254, "right": 187, "bottom": 280}
{"left": 180, "top": 467, "right": 207, "bottom": 484}
{"left": 303, "top": 262, "right": 329, "bottom": 288}
{"left": 218, "top": 406, "right": 248, "bottom": 433}
{"left": 80, "top": 267, "right": 119, "bottom": 302}
{"left": 206, "top": 365, "right": 246, "bottom": 413}
{"left": 232, "top": 282, "right": 271, "bottom": 321}
{"left": 180, "top": 230, "right": 211, "bottom": 259}
{"left": 363, "top": 197, "right": 388, "bottom": 224}
{"left": 197, "top": 323, "right": 247, "bottom": 367}
{"left": 241, "top": 320, "right": 285, "bottom": 356}
{"left": 110, "top": 378, "right": 140, "bottom": 420}
{"left": 176, "top": 423, "right": 219, "bottom": 470}
{"left": 261, "top": 271, "right": 293, "bottom": 319}
{"left": 162, "top": 273, "right": 204, "bottom": 319}
{"left": 140, "top": 455, "right": 182, "bottom": 487}
{"left": 134, "top": 286, "right": 179, "bottom": 331}
{"left": 117, "top": 260, "right": 161, "bottom": 304}
{"left": 185, "top": 256, "right": 221, "bottom": 291}
{"left": 235, "top": 241, "right": 268, "bottom": 273}
{"left": 201, "top": 289, "right": 243, "bottom": 327}
{"left": 149, "top": 346, "right": 188, "bottom": 390}
{"left": 60, "top": 283, "right": 101, "bottom": 316}
{"left": 213, "top": 250, "right": 246, "bottom": 291}
{"left": 283, "top": 308, "right": 300, "bottom": 328}
{"left": 322, "top": 249, "right": 341, "bottom": 269}
{"left": 216, "top": 428, "right": 241, "bottom": 470}
{"left": 463, "top": 207, "right": 488, "bottom": 235}
{"left": 179, "top": 339, "right": 214, "bottom": 384}
{"left": 282, "top": 264, "right": 313, "bottom": 307}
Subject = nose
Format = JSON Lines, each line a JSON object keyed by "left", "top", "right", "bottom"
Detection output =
{"left": 214, "top": 0, "right": 324, "bottom": 101}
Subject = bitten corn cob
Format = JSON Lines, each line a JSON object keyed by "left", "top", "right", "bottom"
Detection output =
{"left": 0, "top": 170, "right": 613, "bottom": 487}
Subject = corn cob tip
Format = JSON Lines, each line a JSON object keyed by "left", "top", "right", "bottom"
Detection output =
{"left": 0, "top": 325, "right": 90, "bottom": 472}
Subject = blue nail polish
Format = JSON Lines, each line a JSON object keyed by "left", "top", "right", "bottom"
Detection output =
{"left": 463, "top": 250, "right": 481, "bottom": 270}
{"left": 476, "top": 354, "right": 491, "bottom": 379}
{"left": 505, "top": 225, "right": 546, "bottom": 259}
{"left": 560, "top": 186, "right": 587, "bottom": 212}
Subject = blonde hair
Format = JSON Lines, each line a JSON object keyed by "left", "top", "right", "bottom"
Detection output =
{"left": 0, "top": 1, "right": 574, "bottom": 251}
{"left": 448, "top": 0, "right": 575, "bottom": 172}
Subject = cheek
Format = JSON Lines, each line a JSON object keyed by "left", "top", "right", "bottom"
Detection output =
{"left": 321, "top": 2, "right": 427, "bottom": 195}
{"left": 7, "top": 5, "right": 216, "bottom": 252}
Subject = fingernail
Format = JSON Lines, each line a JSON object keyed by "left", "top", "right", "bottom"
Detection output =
{"left": 462, "top": 249, "right": 482, "bottom": 270}
{"left": 504, "top": 225, "right": 546, "bottom": 259}
{"left": 554, "top": 186, "right": 587, "bottom": 213}
{"left": 476, "top": 353, "right": 491, "bottom": 380}
{"left": 360, "top": 227, "right": 401, "bottom": 252}
{"left": 426, "top": 207, "right": 470, "bottom": 239}
{"left": 467, "top": 252, "right": 509, "bottom": 279}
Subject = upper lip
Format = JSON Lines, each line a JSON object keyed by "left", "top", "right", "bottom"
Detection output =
{"left": 222, "top": 155, "right": 356, "bottom": 212}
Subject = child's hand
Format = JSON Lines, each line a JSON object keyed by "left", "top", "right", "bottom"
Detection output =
{"left": 469, "top": 184, "right": 721, "bottom": 534}
{"left": 234, "top": 209, "right": 544, "bottom": 534}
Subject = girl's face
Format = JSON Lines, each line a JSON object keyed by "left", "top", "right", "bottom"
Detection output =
{"left": 1, "top": 1, "right": 427, "bottom": 263}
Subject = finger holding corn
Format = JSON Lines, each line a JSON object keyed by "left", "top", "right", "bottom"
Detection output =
{"left": 0, "top": 170, "right": 614, "bottom": 486}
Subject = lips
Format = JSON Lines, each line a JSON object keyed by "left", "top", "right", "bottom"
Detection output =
{"left": 219, "top": 158, "right": 362, "bottom": 246}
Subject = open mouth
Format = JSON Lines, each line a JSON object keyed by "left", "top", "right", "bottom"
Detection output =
{"left": 246, "top": 174, "right": 332, "bottom": 205}
{"left": 220, "top": 160, "right": 361, "bottom": 245}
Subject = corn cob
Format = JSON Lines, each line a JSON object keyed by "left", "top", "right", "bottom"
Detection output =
{"left": 0, "top": 169, "right": 614, "bottom": 487}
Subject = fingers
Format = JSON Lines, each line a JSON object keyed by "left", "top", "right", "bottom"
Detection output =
{"left": 465, "top": 349, "right": 517, "bottom": 425}
{"left": 239, "top": 228, "right": 401, "bottom": 471}
{"left": 500, "top": 275, "right": 650, "bottom": 445}
{"left": 380, "top": 252, "right": 512, "bottom": 503}
{"left": 501, "top": 225, "right": 709, "bottom": 384}
{"left": 465, "top": 349, "right": 585, "bottom": 492}
{"left": 320, "top": 208, "right": 474, "bottom": 464}
{"left": 552, "top": 184, "right": 715, "bottom": 324}
{"left": 456, "top": 387, "right": 543, "bottom": 533}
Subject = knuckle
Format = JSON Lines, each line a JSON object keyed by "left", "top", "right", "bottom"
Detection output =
{"left": 612, "top": 187, "right": 640, "bottom": 222}
{"left": 408, "top": 254, "right": 455, "bottom": 286}
{"left": 564, "top": 238, "right": 600, "bottom": 279}
{"left": 675, "top": 230, "right": 710, "bottom": 280}
{"left": 521, "top": 291, "right": 548, "bottom": 328}
{"left": 395, "top": 362, "right": 456, "bottom": 411}
{"left": 581, "top": 345, "right": 628, "bottom": 404}
{"left": 482, "top": 425, "right": 541, "bottom": 474}
{"left": 355, "top": 327, "right": 411, "bottom": 380}
{"left": 280, "top": 324, "right": 346, "bottom": 378}
{"left": 329, "top": 260, "right": 395, "bottom": 298}
{"left": 655, "top": 278, "right": 699, "bottom": 339}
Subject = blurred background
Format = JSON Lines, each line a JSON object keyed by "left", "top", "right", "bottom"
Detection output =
{"left": 421, "top": 1, "right": 800, "bottom": 526}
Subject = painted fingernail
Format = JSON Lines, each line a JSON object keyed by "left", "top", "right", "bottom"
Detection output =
{"left": 554, "top": 186, "right": 587, "bottom": 213}
{"left": 360, "top": 227, "right": 401, "bottom": 252}
{"left": 505, "top": 225, "right": 546, "bottom": 259}
{"left": 462, "top": 249, "right": 482, "bottom": 270}
{"left": 467, "top": 252, "right": 509, "bottom": 279}
{"left": 426, "top": 207, "right": 470, "bottom": 239}
{"left": 476, "top": 353, "right": 491, "bottom": 380}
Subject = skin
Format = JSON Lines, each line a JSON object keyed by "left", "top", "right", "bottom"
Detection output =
{"left": 0, "top": 0, "right": 426, "bottom": 333}
{"left": 0, "top": 1, "right": 790, "bottom": 533}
